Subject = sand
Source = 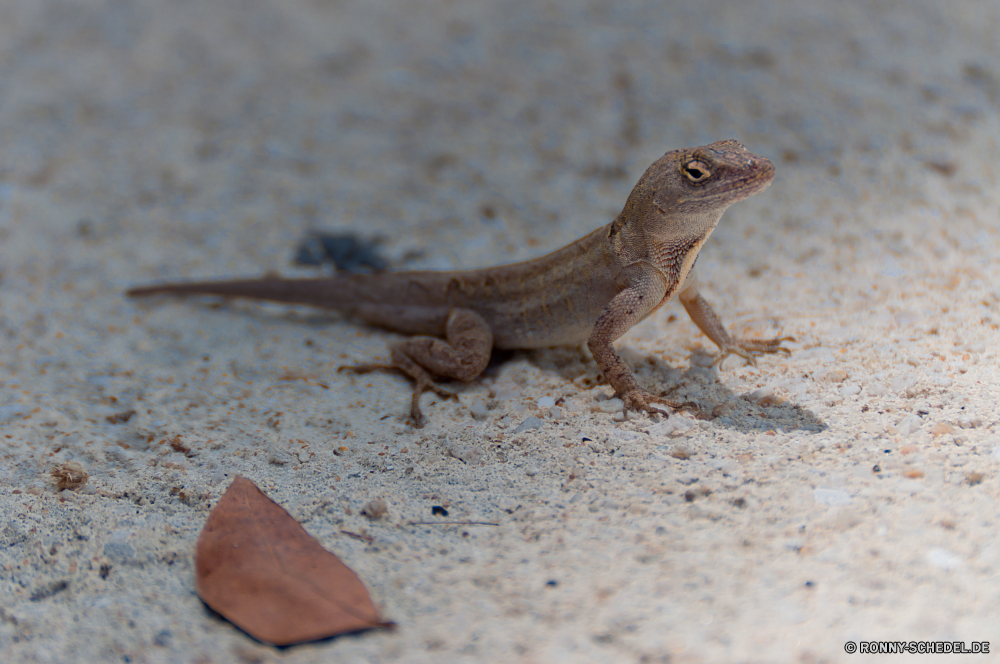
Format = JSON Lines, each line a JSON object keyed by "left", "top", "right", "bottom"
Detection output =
{"left": 1, "top": 0, "right": 999, "bottom": 661}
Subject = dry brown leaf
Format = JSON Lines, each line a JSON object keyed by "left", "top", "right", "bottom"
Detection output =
{"left": 195, "top": 476, "right": 392, "bottom": 645}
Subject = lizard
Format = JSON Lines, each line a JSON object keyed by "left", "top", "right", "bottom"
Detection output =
{"left": 127, "top": 139, "right": 791, "bottom": 426}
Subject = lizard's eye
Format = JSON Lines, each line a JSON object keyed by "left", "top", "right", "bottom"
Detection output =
{"left": 683, "top": 160, "right": 711, "bottom": 183}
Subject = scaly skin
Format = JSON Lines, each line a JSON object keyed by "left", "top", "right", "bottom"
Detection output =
{"left": 128, "top": 139, "right": 791, "bottom": 425}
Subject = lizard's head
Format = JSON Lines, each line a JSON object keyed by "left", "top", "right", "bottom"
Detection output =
{"left": 642, "top": 139, "right": 775, "bottom": 216}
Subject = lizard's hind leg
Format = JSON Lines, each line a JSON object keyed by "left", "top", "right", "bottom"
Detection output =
{"left": 339, "top": 309, "right": 494, "bottom": 426}
{"left": 343, "top": 347, "right": 458, "bottom": 428}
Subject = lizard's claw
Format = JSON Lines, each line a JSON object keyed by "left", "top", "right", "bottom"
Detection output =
{"left": 405, "top": 374, "right": 457, "bottom": 428}
{"left": 713, "top": 336, "right": 794, "bottom": 369}
{"left": 619, "top": 389, "right": 689, "bottom": 418}
{"left": 338, "top": 362, "right": 457, "bottom": 428}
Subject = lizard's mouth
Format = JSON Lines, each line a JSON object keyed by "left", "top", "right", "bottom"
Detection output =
{"left": 712, "top": 162, "right": 775, "bottom": 196}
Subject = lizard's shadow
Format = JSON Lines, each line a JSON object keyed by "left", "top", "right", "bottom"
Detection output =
{"left": 529, "top": 346, "right": 825, "bottom": 434}
{"left": 141, "top": 300, "right": 823, "bottom": 433}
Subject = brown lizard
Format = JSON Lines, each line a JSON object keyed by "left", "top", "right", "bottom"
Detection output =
{"left": 127, "top": 139, "right": 790, "bottom": 426}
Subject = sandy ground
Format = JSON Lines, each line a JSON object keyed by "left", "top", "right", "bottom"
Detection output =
{"left": 1, "top": 0, "right": 999, "bottom": 662}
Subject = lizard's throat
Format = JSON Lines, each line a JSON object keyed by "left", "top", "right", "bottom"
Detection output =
{"left": 652, "top": 209, "right": 726, "bottom": 291}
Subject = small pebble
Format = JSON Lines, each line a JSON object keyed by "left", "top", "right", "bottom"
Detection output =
{"left": 748, "top": 385, "right": 776, "bottom": 402}
{"left": 895, "top": 414, "right": 922, "bottom": 437}
{"left": 890, "top": 373, "right": 918, "bottom": 394}
{"left": 268, "top": 451, "right": 293, "bottom": 465}
{"left": 867, "top": 383, "right": 889, "bottom": 397}
{"left": 840, "top": 384, "right": 860, "bottom": 397}
{"left": 649, "top": 418, "right": 694, "bottom": 437}
{"left": 824, "top": 369, "right": 848, "bottom": 383}
{"left": 931, "top": 375, "right": 952, "bottom": 388}
{"left": 957, "top": 416, "right": 981, "bottom": 429}
{"left": 468, "top": 398, "right": 489, "bottom": 420}
{"left": 514, "top": 416, "right": 544, "bottom": 433}
{"left": 445, "top": 440, "right": 483, "bottom": 464}
{"left": 360, "top": 498, "right": 388, "bottom": 520}
{"left": 592, "top": 397, "right": 624, "bottom": 414}
{"left": 925, "top": 547, "right": 962, "bottom": 570}
{"left": 103, "top": 541, "right": 137, "bottom": 564}
{"left": 814, "top": 488, "right": 851, "bottom": 506}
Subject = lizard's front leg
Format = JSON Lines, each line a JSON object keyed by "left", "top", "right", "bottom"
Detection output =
{"left": 340, "top": 309, "right": 493, "bottom": 427}
{"left": 587, "top": 263, "right": 683, "bottom": 416}
{"left": 677, "top": 272, "right": 792, "bottom": 368}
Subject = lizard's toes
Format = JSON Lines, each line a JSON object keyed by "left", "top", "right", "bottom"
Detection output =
{"left": 774, "top": 336, "right": 795, "bottom": 354}
{"left": 713, "top": 347, "right": 756, "bottom": 369}
{"left": 643, "top": 403, "right": 671, "bottom": 418}
{"left": 621, "top": 390, "right": 683, "bottom": 419}
{"left": 419, "top": 379, "right": 456, "bottom": 400}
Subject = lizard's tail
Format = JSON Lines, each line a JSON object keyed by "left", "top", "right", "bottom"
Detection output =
{"left": 125, "top": 277, "right": 351, "bottom": 309}
{"left": 126, "top": 274, "right": 455, "bottom": 335}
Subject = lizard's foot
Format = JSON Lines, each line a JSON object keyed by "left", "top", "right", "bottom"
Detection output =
{"left": 338, "top": 361, "right": 456, "bottom": 428}
{"left": 619, "top": 389, "right": 690, "bottom": 418}
{"left": 713, "top": 336, "right": 794, "bottom": 369}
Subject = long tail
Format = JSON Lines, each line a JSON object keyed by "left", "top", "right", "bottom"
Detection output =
{"left": 126, "top": 274, "right": 459, "bottom": 335}
{"left": 126, "top": 277, "right": 351, "bottom": 309}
